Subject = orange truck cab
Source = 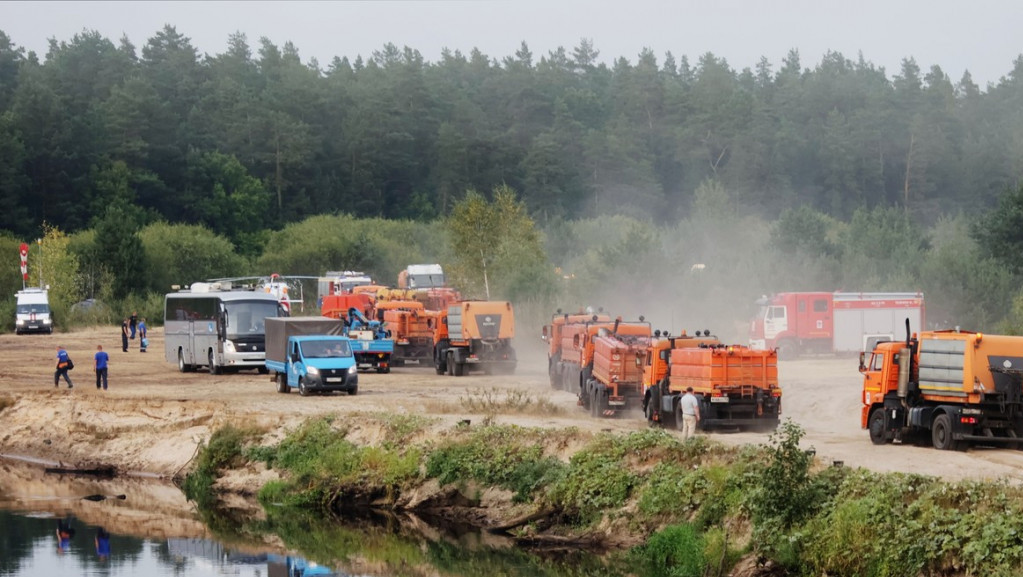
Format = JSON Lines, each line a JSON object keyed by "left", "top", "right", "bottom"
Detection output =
{"left": 321, "top": 293, "right": 374, "bottom": 321}
{"left": 433, "top": 301, "right": 516, "bottom": 376}
{"left": 862, "top": 326, "right": 1023, "bottom": 450}
{"left": 542, "top": 310, "right": 612, "bottom": 388}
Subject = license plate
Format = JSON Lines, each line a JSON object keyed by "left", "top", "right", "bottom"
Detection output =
{"left": 710, "top": 397, "right": 730, "bottom": 404}
{"left": 326, "top": 377, "right": 342, "bottom": 383}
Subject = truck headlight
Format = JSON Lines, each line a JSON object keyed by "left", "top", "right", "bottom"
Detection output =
{"left": 16, "top": 319, "right": 24, "bottom": 326}
{"left": 347, "top": 365, "right": 358, "bottom": 375}
{"left": 306, "top": 366, "right": 320, "bottom": 375}
{"left": 43, "top": 318, "right": 52, "bottom": 324}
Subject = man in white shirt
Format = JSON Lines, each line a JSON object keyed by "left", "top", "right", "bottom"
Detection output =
{"left": 679, "top": 387, "right": 700, "bottom": 441}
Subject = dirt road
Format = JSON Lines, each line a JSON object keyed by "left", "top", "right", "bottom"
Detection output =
{"left": 2, "top": 326, "right": 1023, "bottom": 484}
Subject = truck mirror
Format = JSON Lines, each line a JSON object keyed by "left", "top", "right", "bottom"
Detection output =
{"left": 858, "top": 351, "right": 866, "bottom": 372}
{"left": 659, "top": 350, "right": 668, "bottom": 361}
{"left": 541, "top": 326, "right": 548, "bottom": 340}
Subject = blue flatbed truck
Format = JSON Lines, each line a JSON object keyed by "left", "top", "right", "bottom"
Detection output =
{"left": 344, "top": 307, "right": 395, "bottom": 373}
{"left": 265, "top": 317, "right": 358, "bottom": 396}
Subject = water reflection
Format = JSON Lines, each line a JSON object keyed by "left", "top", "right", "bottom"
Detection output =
{"left": 0, "top": 460, "right": 627, "bottom": 577}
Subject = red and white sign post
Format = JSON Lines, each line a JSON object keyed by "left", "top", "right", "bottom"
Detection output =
{"left": 19, "top": 242, "right": 28, "bottom": 289}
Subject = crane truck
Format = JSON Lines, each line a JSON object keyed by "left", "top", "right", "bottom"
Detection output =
{"left": 343, "top": 307, "right": 394, "bottom": 373}
{"left": 433, "top": 301, "right": 516, "bottom": 376}
{"left": 862, "top": 323, "right": 1023, "bottom": 450}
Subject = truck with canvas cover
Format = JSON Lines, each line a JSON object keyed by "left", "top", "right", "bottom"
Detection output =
{"left": 264, "top": 316, "right": 358, "bottom": 396}
{"left": 374, "top": 300, "right": 435, "bottom": 365}
{"left": 541, "top": 309, "right": 612, "bottom": 388}
{"left": 750, "top": 291, "right": 924, "bottom": 357}
{"left": 646, "top": 341, "right": 781, "bottom": 431}
{"left": 862, "top": 324, "right": 1023, "bottom": 450}
{"left": 433, "top": 301, "right": 516, "bottom": 376}
{"left": 583, "top": 319, "right": 653, "bottom": 418}
{"left": 15, "top": 287, "right": 53, "bottom": 334}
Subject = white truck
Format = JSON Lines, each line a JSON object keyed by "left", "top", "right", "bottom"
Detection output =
{"left": 15, "top": 287, "right": 53, "bottom": 334}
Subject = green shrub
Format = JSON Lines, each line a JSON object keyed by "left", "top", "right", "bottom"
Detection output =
{"left": 181, "top": 425, "right": 253, "bottom": 507}
{"left": 632, "top": 523, "right": 706, "bottom": 577}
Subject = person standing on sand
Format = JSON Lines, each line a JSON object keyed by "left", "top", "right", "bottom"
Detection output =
{"left": 679, "top": 386, "right": 700, "bottom": 441}
{"left": 138, "top": 317, "right": 148, "bottom": 352}
{"left": 94, "top": 344, "right": 109, "bottom": 390}
{"left": 54, "top": 345, "right": 74, "bottom": 389}
{"left": 121, "top": 318, "right": 129, "bottom": 352}
{"left": 129, "top": 311, "right": 138, "bottom": 339}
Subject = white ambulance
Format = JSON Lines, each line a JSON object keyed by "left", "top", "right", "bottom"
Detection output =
{"left": 15, "top": 287, "right": 53, "bottom": 334}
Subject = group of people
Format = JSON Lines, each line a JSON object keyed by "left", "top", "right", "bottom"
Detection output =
{"left": 53, "top": 311, "right": 147, "bottom": 392}
{"left": 120, "top": 312, "right": 147, "bottom": 353}
{"left": 56, "top": 516, "right": 111, "bottom": 558}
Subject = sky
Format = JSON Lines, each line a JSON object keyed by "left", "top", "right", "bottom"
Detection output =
{"left": 2, "top": 1, "right": 1023, "bottom": 87}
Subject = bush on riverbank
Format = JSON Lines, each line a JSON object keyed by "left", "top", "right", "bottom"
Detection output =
{"left": 186, "top": 416, "right": 1023, "bottom": 577}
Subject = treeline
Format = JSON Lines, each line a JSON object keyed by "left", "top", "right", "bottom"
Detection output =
{"left": 3, "top": 27, "right": 1023, "bottom": 334}
{"left": 3, "top": 27, "right": 1023, "bottom": 243}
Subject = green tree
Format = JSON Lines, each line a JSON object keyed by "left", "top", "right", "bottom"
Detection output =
{"left": 973, "top": 184, "right": 1023, "bottom": 275}
{"left": 140, "top": 222, "right": 246, "bottom": 292}
{"left": 447, "top": 185, "right": 555, "bottom": 302}
{"left": 94, "top": 203, "right": 146, "bottom": 299}
{"left": 36, "top": 224, "right": 83, "bottom": 327}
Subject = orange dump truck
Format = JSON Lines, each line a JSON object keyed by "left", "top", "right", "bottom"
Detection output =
{"left": 374, "top": 300, "right": 436, "bottom": 365}
{"left": 433, "top": 301, "right": 516, "bottom": 376}
{"left": 542, "top": 310, "right": 612, "bottom": 389}
{"left": 584, "top": 323, "right": 652, "bottom": 417}
{"left": 862, "top": 326, "right": 1023, "bottom": 450}
{"left": 644, "top": 337, "right": 781, "bottom": 431}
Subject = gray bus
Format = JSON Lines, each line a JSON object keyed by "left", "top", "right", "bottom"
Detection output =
{"left": 164, "top": 283, "right": 287, "bottom": 374}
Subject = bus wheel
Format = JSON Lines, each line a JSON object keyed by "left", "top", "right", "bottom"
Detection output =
{"left": 276, "top": 374, "right": 289, "bottom": 394}
{"left": 208, "top": 350, "right": 221, "bottom": 375}
{"left": 178, "top": 350, "right": 189, "bottom": 373}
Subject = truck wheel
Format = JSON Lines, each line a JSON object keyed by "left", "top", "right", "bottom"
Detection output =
{"left": 548, "top": 354, "right": 560, "bottom": 388}
{"left": 276, "top": 374, "right": 289, "bottom": 394}
{"left": 347, "top": 386, "right": 358, "bottom": 396}
{"left": 591, "top": 388, "right": 608, "bottom": 418}
{"left": 208, "top": 350, "right": 221, "bottom": 375}
{"left": 453, "top": 361, "right": 465, "bottom": 377}
{"left": 644, "top": 390, "right": 658, "bottom": 426}
{"left": 674, "top": 402, "right": 686, "bottom": 432}
{"left": 446, "top": 353, "right": 454, "bottom": 376}
{"left": 777, "top": 339, "right": 797, "bottom": 361}
{"left": 435, "top": 357, "right": 446, "bottom": 375}
{"left": 868, "top": 409, "right": 889, "bottom": 445}
{"left": 298, "top": 378, "right": 310, "bottom": 397}
{"left": 932, "top": 413, "right": 959, "bottom": 450}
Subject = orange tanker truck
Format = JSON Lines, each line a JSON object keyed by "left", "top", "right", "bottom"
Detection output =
{"left": 862, "top": 323, "right": 1023, "bottom": 450}
{"left": 554, "top": 317, "right": 651, "bottom": 400}
{"left": 542, "top": 310, "right": 612, "bottom": 389}
{"left": 433, "top": 301, "right": 516, "bottom": 376}
{"left": 643, "top": 333, "right": 781, "bottom": 431}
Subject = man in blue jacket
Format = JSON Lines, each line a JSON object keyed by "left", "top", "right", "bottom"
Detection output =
{"left": 55, "top": 345, "right": 74, "bottom": 389}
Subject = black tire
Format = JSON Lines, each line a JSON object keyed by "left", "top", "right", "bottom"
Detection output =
{"left": 868, "top": 409, "right": 889, "bottom": 445}
{"left": 435, "top": 359, "right": 446, "bottom": 375}
{"left": 178, "top": 350, "right": 188, "bottom": 373}
{"left": 548, "top": 354, "right": 560, "bottom": 389}
{"left": 644, "top": 389, "right": 658, "bottom": 425}
{"left": 675, "top": 401, "right": 686, "bottom": 432}
{"left": 347, "top": 386, "right": 358, "bottom": 396}
{"left": 446, "top": 353, "right": 455, "bottom": 376}
{"left": 932, "top": 413, "right": 958, "bottom": 450}
{"left": 298, "top": 377, "right": 310, "bottom": 397}
{"left": 258, "top": 366, "right": 269, "bottom": 375}
{"left": 276, "top": 373, "right": 289, "bottom": 394}
{"left": 208, "top": 350, "right": 220, "bottom": 375}
{"left": 777, "top": 339, "right": 797, "bottom": 361}
{"left": 453, "top": 361, "right": 464, "bottom": 376}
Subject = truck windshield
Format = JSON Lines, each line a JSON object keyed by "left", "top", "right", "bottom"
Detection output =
{"left": 301, "top": 340, "right": 353, "bottom": 358}
{"left": 225, "top": 301, "right": 281, "bottom": 337}
{"left": 17, "top": 304, "right": 50, "bottom": 314}
{"left": 409, "top": 274, "right": 444, "bottom": 289}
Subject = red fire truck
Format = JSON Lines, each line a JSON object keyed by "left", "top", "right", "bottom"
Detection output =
{"left": 749, "top": 292, "right": 924, "bottom": 357}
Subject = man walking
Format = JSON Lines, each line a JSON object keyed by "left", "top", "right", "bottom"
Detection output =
{"left": 679, "top": 386, "right": 700, "bottom": 441}
{"left": 94, "top": 344, "right": 109, "bottom": 390}
{"left": 54, "top": 345, "right": 74, "bottom": 389}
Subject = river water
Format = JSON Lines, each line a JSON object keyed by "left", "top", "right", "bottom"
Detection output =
{"left": 0, "top": 460, "right": 626, "bottom": 577}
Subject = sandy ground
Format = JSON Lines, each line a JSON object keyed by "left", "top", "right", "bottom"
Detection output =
{"left": 3, "top": 326, "right": 1023, "bottom": 486}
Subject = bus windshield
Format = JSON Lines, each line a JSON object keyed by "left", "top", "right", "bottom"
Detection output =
{"left": 301, "top": 340, "right": 353, "bottom": 358}
{"left": 225, "top": 301, "right": 281, "bottom": 337}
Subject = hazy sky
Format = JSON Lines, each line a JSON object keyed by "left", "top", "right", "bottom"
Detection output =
{"left": 3, "top": 1, "right": 1022, "bottom": 87}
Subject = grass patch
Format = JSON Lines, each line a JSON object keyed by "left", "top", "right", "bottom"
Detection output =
{"left": 181, "top": 424, "right": 258, "bottom": 508}
{"left": 459, "top": 387, "right": 561, "bottom": 416}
